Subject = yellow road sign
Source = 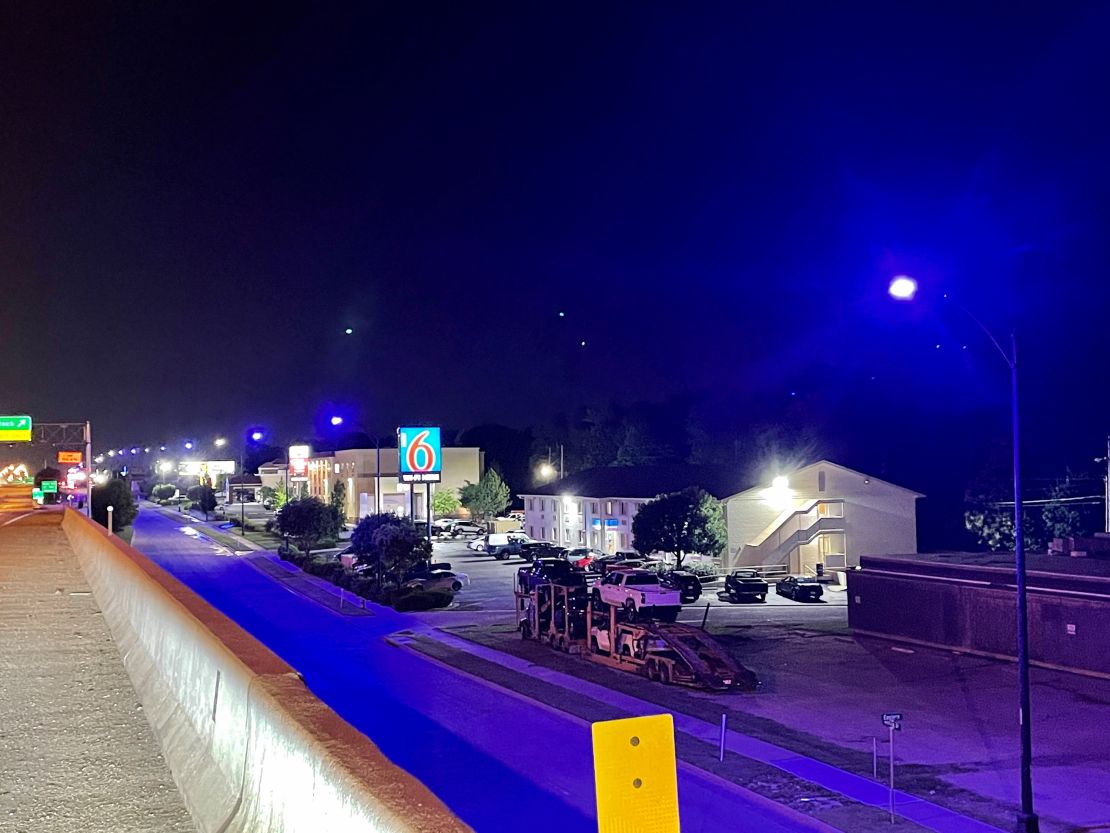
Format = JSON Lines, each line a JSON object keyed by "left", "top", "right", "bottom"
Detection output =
{"left": 0, "top": 415, "right": 31, "bottom": 442}
{"left": 592, "top": 714, "right": 680, "bottom": 833}
{"left": 57, "top": 451, "right": 83, "bottom": 464}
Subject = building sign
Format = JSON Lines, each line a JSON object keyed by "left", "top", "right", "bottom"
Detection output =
{"left": 0, "top": 415, "right": 32, "bottom": 442}
{"left": 397, "top": 427, "right": 442, "bottom": 483}
{"left": 178, "top": 460, "right": 237, "bottom": 478}
{"left": 57, "top": 450, "right": 83, "bottom": 464}
{"left": 288, "top": 445, "right": 310, "bottom": 481}
{"left": 591, "top": 518, "right": 622, "bottom": 529}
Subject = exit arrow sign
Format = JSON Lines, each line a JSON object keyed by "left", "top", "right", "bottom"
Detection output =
{"left": 0, "top": 415, "right": 32, "bottom": 441}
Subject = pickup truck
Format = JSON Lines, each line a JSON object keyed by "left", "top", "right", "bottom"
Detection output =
{"left": 593, "top": 569, "right": 681, "bottom": 620}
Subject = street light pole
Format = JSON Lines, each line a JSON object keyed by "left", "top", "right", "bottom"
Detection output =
{"left": 1009, "top": 333, "right": 1038, "bottom": 833}
{"left": 891, "top": 280, "right": 1038, "bottom": 833}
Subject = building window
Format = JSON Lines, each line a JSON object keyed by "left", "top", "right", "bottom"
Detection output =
{"left": 818, "top": 533, "right": 846, "bottom": 556}
{"left": 620, "top": 533, "right": 628, "bottom": 548}
{"left": 530, "top": 526, "right": 535, "bottom": 538}
{"left": 528, "top": 498, "right": 534, "bottom": 511}
{"left": 590, "top": 501, "right": 598, "bottom": 514}
{"left": 619, "top": 501, "right": 626, "bottom": 515}
{"left": 606, "top": 501, "right": 613, "bottom": 514}
{"left": 551, "top": 527, "right": 557, "bottom": 542}
{"left": 817, "top": 502, "right": 844, "bottom": 518}
{"left": 565, "top": 528, "right": 571, "bottom": 543}
{"left": 578, "top": 530, "right": 584, "bottom": 544}
{"left": 818, "top": 470, "right": 826, "bottom": 492}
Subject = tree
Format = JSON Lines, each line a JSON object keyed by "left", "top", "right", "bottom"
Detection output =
{"left": 432, "top": 486, "right": 460, "bottom": 517}
{"left": 92, "top": 479, "right": 137, "bottom": 530}
{"left": 631, "top": 487, "right": 727, "bottom": 568}
{"left": 964, "top": 440, "right": 1038, "bottom": 550}
{"left": 329, "top": 480, "right": 347, "bottom": 535}
{"left": 459, "top": 468, "right": 512, "bottom": 524}
{"left": 186, "top": 484, "right": 217, "bottom": 518}
{"left": 1042, "top": 473, "right": 1086, "bottom": 543}
{"left": 350, "top": 513, "right": 431, "bottom": 586}
{"left": 275, "top": 497, "right": 333, "bottom": 557}
{"left": 270, "top": 482, "right": 290, "bottom": 510}
{"left": 152, "top": 484, "right": 177, "bottom": 500}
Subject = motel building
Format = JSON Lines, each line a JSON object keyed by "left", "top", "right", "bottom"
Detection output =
{"left": 520, "top": 460, "right": 920, "bottom": 575}
{"left": 303, "top": 445, "right": 483, "bottom": 524}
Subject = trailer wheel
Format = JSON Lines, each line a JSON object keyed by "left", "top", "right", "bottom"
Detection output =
{"left": 520, "top": 622, "right": 531, "bottom": 640}
{"left": 645, "top": 660, "right": 659, "bottom": 681}
{"left": 660, "top": 664, "right": 671, "bottom": 685}
{"left": 623, "top": 598, "right": 637, "bottom": 620}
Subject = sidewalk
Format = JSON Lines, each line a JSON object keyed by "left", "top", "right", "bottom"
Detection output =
{"left": 396, "top": 627, "right": 1004, "bottom": 833}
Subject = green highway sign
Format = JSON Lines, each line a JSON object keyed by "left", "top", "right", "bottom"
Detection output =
{"left": 41, "top": 480, "right": 58, "bottom": 493}
{"left": 0, "top": 415, "right": 32, "bottom": 442}
{"left": 32, "top": 488, "right": 43, "bottom": 500}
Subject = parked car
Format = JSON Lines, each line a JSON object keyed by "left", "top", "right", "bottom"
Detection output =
{"left": 451, "top": 521, "right": 485, "bottom": 538}
{"left": 564, "top": 547, "right": 604, "bottom": 571}
{"left": 661, "top": 570, "right": 702, "bottom": 603}
{"left": 431, "top": 518, "right": 458, "bottom": 535}
{"left": 516, "top": 557, "right": 575, "bottom": 592}
{"left": 725, "top": 569, "right": 769, "bottom": 602}
{"left": 591, "top": 551, "right": 642, "bottom": 575}
{"left": 593, "top": 569, "right": 682, "bottom": 618}
{"left": 520, "top": 542, "right": 566, "bottom": 562}
{"left": 776, "top": 575, "right": 824, "bottom": 602}
{"left": 485, "top": 533, "right": 523, "bottom": 560}
{"left": 467, "top": 537, "right": 487, "bottom": 552}
{"left": 403, "top": 570, "right": 469, "bottom": 593}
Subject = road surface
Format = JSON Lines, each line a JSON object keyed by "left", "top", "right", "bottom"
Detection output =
{"left": 132, "top": 509, "right": 814, "bottom": 833}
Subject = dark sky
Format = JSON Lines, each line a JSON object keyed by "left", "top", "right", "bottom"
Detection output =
{"left": 3, "top": 2, "right": 1110, "bottom": 462}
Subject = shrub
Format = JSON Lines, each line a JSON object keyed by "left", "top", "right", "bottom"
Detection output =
{"left": 152, "top": 484, "right": 177, "bottom": 501}
{"left": 91, "top": 479, "right": 137, "bottom": 530}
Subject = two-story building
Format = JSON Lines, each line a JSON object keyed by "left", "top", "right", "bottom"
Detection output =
{"left": 520, "top": 460, "right": 921, "bottom": 574}
{"left": 304, "top": 446, "right": 483, "bottom": 524}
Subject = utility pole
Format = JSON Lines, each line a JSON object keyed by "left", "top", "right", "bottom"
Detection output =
{"left": 1095, "top": 436, "right": 1110, "bottom": 534}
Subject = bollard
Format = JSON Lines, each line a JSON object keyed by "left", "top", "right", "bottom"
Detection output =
{"left": 719, "top": 713, "right": 727, "bottom": 762}
{"left": 107, "top": 505, "right": 114, "bottom": 535}
{"left": 701, "top": 602, "right": 711, "bottom": 630}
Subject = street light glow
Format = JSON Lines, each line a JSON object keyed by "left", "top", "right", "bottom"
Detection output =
{"left": 344, "top": 327, "right": 353, "bottom": 335}
{"left": 159, "top": 461, "right": 174, "bottom": 473}
{"left": 538, "top": 462, "right": 556, "bottom": 479}
{"left": 184, "top": 441, "right": 194, "bottom": 450}
{"left": 215, "top": 437, "right": 227, "bottom": 447}
{"left": 251, "top": 431, "right": 264, "bottom": 442}
{"left": 330, "top": 416, "right": 344, "bottom": 426}
{"left": 888, "top": 275, "right": 918, "bottom": 300}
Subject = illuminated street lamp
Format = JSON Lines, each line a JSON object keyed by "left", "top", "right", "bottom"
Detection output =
{"left": 330, "top": 415, "right": 344, "bottom": 427}
{"left": 251, "top": 430, "right": 264, "bottom": 442}
{"left": 890, "top": 276, "right": 1038, "bottom": 833}
{"left": 184, "top": 441, "right": 194, "bottom": 450}
{"left": 538, "top": 462, "right": 556, "bottom": 480}
{"left": 214, "top": 437, "right": 227, "bottom": 448}
{"left": 158, "top": 460, "right": 174, "bottom": 483}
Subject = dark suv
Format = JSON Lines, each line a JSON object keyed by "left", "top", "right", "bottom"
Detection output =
{"left": 516, "top": 558, "right": 575, "bottom": 592}
{"left": 520, "top": 542, "right": 566, "bottom": 562}
{"left": 661, "top": 569, "right": 702, "bottom": 602}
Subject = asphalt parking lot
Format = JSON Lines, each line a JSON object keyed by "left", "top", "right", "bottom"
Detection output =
{"left": 421, "top": 539, "right": 847, "bottom": 628}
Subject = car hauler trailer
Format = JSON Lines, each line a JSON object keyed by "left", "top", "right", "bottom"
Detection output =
{"left": 515, "top": 581, "right": 757, "bottom": 691}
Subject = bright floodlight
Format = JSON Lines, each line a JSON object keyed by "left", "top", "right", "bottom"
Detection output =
{"left": 251, "top": 431, "right": 264, "bottom": 442}
{"left": 184, "top": 441, "right": 194, "bottom": 450}
{"left": 330, "top": 416, "right": 344, "bottom": 426}
{"left": 538, "top": 462, "right": 556, "bottom": 479}
{"left": 215, "top": 437, "right": 227, "bottom": 447}
{"left": 159, "top": 461, "right": 174, "bottom": 473}
{"left": 888, "top": 275, "right": 918, "bottom": 300}
{"left": 771, "top": 475, "right": 789, "bottom": 490}
{"left": 344, "top": 327, "right": 353, "bottom": 335}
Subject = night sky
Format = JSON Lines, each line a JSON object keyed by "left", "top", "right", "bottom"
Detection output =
{"left": 3, "top": 3, "right": 1110, "bottom": 490}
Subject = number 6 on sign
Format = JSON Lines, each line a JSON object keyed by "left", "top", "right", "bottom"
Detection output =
{"left": 592, "top": 714, "right": 680, "bottom": 833}
{"left": 397, "top": 426, "right": 442, "bottom": 483}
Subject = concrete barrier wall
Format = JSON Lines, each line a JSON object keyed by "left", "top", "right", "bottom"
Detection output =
{"left": 61, "top": 509, "right": 470, "bottom": 833}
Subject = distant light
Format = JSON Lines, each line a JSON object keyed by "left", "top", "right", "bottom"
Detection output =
{"left": 888, "top": 275, "right": 918, "bottom": 300}
{"left": 143, "top": 447, "right": 151, "bottom": 453}
{"left": 558, "top": 311, "right": 565, "bottom": 318}
{"left": 580, "top": 340, "right": 587, "bottom": 347}
{"left": 159, "top": 445, "right": 167, "bottom": 452}
{"left": 94, "top": 455, "right": 104, "bottom": 463}
{"left": 762, "top": 475, "right": 794, "bottom": 510}
{"left": 251, "top": 431, "right": 264, "bottom": 442}
{"left": 330, "top": 416, "right": 344, "bottom": 427}
{"left": 159, "top": 461, "right": 174, "bottom": 473}
{"left": 215, "top": 437, "right": 227, "bottom": 447}
{"left": 538, "top": 462, "right": 556, "bottom": 479}
{"left": 184, "top": 442, "right": 194, "bottom": 450}
{"left": 130, "top": 447, "right": 139, "bottom": 454}
{"left": 119, "top": 449, "right": 127, "bottom": 455}
{"left": 344, "top": 327, "right": 353, "bottom": 335}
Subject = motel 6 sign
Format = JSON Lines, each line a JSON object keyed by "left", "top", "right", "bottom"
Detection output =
{"left": 398, "top": 426, "right": 442, "bottom": 483}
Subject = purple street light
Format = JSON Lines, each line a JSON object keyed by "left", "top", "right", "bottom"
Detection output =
{"left": 888, "top": 275, "right": 918, "bottom": 300}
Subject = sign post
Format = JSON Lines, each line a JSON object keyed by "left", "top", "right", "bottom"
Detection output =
{"left": 881, "top": 712, "right": 903, "bottom": 823}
